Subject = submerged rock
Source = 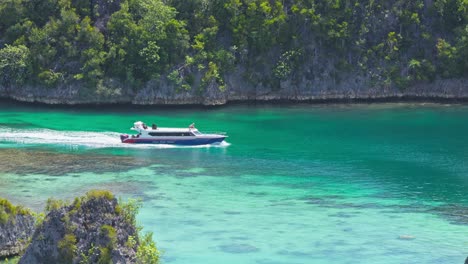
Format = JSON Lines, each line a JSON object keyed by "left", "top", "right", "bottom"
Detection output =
{"left": 19, "top": 191, "right": 139, "bottom": 264}
{"left": 0, "top": 148, "right": 151, "bottom": 176}
{"left": 219, "top": 243, "right": 260, "bottom": 254}
{"left": 397, "top": 235, "right": 416, "bottom": 240}
{"left": 0, "top": 198, "right": 35, "bottom": 258}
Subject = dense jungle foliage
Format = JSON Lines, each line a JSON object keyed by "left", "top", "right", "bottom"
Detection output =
{"left": 1, "top": 0, "right": 468, "bottom": 93}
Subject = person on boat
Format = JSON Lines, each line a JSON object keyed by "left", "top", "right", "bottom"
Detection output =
{"left": 142, "top": 123, "right": 148, "bottom": 129}
{"left": 152, "top": 123, "right": 157, "bottom": 130}
{"left": 189, "top": 123, "right": 195, "bottom": 129}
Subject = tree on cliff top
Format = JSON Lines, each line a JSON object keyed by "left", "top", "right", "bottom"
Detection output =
{"left": 0, "top": 44, "right": 31, "bottom": 87}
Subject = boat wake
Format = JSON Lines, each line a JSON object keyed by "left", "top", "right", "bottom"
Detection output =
{"left": 0, "top": 127, "right": 230, "bottom": 149}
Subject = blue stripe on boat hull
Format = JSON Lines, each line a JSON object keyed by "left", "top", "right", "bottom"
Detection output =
{"left": 124, "top": 137, "right": 226, "bottom": 145}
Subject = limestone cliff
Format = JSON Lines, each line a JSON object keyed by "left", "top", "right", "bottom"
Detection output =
{"left": 2, "top": 0, "right": 468, "bottom": 106}
{"left": 1, "top": 76, "right": 468, "bottom": 106}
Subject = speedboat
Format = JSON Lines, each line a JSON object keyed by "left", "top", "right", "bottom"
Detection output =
{"left": 120, "top": 121, "right": 227, "bottom": 145}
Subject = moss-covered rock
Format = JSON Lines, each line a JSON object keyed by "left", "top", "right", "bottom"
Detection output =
{"left": 0, "top": 198, "right": 35, "bottom": 258}
{"left": 19, "top": 190, "right": 139, "bottom": 264}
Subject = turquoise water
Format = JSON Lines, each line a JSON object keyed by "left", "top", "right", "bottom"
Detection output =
{"left": 0, "top": 102, "right": 467, "bottom": 263}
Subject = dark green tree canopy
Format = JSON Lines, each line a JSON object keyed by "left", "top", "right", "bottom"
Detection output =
{"left": 1, "top": 0, "right": 468, "bottom": 92}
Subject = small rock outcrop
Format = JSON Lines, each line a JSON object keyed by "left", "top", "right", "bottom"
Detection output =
{"left": 0, "top": 198, "right": 35, "bottom": 258}
{"left": 19, "top": 191, "right": 139, "bottom": 264}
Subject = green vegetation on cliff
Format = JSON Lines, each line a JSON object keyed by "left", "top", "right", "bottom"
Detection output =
{"left": 0, "top": 198, "right": 31, "bottom": 225}
{"left": 1, "top": 0, "right": 468, "bottom": 94}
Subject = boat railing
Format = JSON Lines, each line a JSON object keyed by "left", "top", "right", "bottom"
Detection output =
{"left": 201, "top": 131, "right": 227, "bottom": 135}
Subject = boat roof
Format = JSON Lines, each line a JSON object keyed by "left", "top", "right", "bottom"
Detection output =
{"left": 144, "top": 127, "right": 197, "bottom": 132}
{"left": 132, "top": 127, "right": 198, "bottom": 132}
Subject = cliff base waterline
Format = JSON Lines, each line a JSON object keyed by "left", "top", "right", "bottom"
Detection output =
{"left": 1, "top": 78, "right": 468, "bottom": 106}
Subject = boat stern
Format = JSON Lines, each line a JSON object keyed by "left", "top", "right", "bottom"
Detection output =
{"left": 120, "top": 134, "right": 129, "bottom": 143}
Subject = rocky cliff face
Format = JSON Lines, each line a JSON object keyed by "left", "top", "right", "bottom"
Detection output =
{"left": 2, "top": 55, "right": 468, "bottom": 106}
{"left": 19, "top": 191, "right": 139, "bottom": 264}
{"left": 1, "top": 75, "right": 468, "bottom": 106}
{"left": 0, "top": 198, "right": 35, "bottom": 258}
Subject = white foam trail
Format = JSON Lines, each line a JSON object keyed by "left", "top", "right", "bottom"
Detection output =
{"left": 0, "top": 127, "right": 230, "bottom": 149}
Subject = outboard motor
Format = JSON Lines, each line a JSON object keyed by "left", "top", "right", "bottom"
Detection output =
{"left": 120, "top": 134, "right": 129, "bottom": 143}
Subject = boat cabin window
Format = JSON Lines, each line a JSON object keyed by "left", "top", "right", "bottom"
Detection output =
{"left": 192, "top": 131, "right": 201, "bottom": 135}
{"left": 148, "top": 132, "right": 194, "bottom": 137}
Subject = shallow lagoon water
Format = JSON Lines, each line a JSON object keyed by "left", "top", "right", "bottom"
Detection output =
{"left": 0, "top": 102, "right": 467, "bottom": 263}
